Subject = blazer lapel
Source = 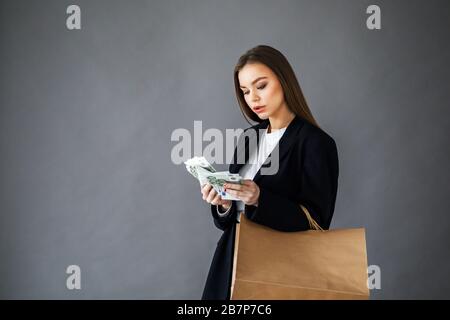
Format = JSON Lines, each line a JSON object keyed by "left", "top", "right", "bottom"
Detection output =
{"left": 253, "top": 115, "right": 304, "bottom": 182}
{"left": 229, "top": 119, "right": 268, "bottom": 174}
{"left": 229, "top": 115, "right": 306, "bottom": 181}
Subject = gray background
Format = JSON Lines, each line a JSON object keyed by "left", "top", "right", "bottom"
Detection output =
{"left": 1, "top": 0, "right": 449, "bottom": 299}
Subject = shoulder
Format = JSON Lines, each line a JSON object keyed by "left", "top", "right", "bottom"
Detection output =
{"left": 297, "top": 121, "right": 339, "bottom": 179}
{"left": 299, "top": 120, "right": 337, "bottom": 155}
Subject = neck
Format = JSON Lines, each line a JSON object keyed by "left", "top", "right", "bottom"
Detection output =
{"left": 267, "top": 108, "right": 296, "bottom": 133}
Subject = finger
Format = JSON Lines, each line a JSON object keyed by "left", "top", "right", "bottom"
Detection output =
{"left": 201, "top": 183, "right": 212, "bottom": 198}
{"left": 224, "top": 183, "right": 245, "bottom": 191}
{"left": 202, "top": 183, "right": 212, "bottom": 191}
{"left": 211, "top": 193, "right": 221, "bottom": 206}
{"left": 227, "top": 187, "right": 254, "bottom": 196}
{"left": 206, "top": 188, "right": 217, "bottom": 203}
{"left": 242, "top": 181, "right": 258, "bottom": 193}
{"left": 226, "top": 189, "right": 245, "bottom": 199}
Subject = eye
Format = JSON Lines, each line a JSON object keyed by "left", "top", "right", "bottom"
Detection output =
{"left": 257, "top": 83, "right": 267, "bottom": 90}
{"left": 241, "top": 83, "right": 267, "bottom": 95}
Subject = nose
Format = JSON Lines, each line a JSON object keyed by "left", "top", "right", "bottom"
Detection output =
{"left": 249, "top": 90, "right": 260, "bottom": 102}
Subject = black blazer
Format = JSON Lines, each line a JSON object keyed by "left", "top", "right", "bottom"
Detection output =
{"left": 201, "top": 115, "right": 339, "bottom": 300}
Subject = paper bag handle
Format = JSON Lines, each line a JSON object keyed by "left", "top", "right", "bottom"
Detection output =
{"left": 300, "top": 204, "right": 324, "bottom": 231}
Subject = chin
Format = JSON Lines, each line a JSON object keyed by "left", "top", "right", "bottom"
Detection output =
{"left": 256, "top": 112, "right": 270, "bottom": 120}
{"left": 253, "top": 107, "right": 274, "bottom": 119}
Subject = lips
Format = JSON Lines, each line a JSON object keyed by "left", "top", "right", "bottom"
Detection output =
{"left": 253, "top": 106, "right": 265, "bottom": 113}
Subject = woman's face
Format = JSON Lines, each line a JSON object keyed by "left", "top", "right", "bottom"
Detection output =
{"left": 238, "top": 62, "right": 287, "bottom": 120}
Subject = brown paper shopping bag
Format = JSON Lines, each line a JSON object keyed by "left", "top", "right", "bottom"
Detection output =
{"left": 230, "top": 205, "right": 369, "bottom": 300}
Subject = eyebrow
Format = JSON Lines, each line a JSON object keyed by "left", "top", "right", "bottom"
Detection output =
{"left": 239, "top": 76, "right": 268, "bottom": 89}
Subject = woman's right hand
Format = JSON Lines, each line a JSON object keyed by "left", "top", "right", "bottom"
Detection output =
{"left": 201, "top": 183, "right": 232, "bottom": 210}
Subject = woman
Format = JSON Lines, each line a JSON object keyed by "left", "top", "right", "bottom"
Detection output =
{"left": 200, "top": 45, "right": 339, "bottom": 300}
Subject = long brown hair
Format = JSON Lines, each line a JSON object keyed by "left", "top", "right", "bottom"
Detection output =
{"left": 233, "top": 45, "right": 319, "bottom": 128}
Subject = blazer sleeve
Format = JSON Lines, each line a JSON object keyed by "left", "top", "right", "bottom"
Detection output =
{"left": 210, "top": 201, "right": 238, "bottom": 231}
{"left": 245, "top": 130, "right": 339, "bottom": 232}
{"left": 208, "top": 127, "right": 251, "bottom": 231}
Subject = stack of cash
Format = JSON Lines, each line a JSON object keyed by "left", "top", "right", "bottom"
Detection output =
{"left": 184, "top": 156, "right": 243, "bottom": 201}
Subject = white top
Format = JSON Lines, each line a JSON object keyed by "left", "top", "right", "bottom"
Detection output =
{"left": 217, "top": 126, "right": 287, "bottom": 216}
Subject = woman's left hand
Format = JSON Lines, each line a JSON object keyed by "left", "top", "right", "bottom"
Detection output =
{"left": 224, "top": 179, "right": 260, "bottom": 207}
